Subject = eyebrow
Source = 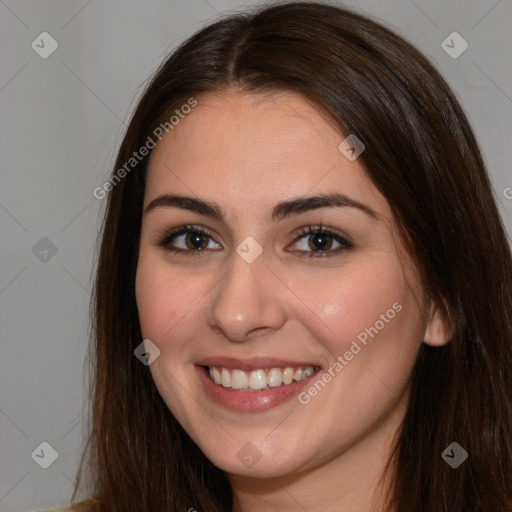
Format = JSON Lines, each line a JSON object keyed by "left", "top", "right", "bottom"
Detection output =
{"left": 144, "top": 192, "right": 380, "bottom": 221}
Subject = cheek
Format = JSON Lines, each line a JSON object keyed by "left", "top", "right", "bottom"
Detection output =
{"left": 290, "top": 261, "right": 422, "bottom": 444}
{"left": 288, "top": 258, "right": 425, "bottom": 403}
{"left": 300, "top": 260, "right": 416, "bottom": 344}
{"left": 135, "top": 256, "right": 202, "bottom": 409}
{"left": 135, "top": 254, "right": 197, "bottom": 345}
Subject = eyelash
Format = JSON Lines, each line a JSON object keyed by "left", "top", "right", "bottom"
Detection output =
{"left": 155, "top": 223, "right": 353, "bottom": 259}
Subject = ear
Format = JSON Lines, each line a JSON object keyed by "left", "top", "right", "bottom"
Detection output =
{"left": 423, "top": 302, "right": 452, "bottom": 347}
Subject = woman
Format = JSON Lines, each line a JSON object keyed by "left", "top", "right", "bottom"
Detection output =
{"left": 61, "top": 1, "right": 512, "bottom": 511}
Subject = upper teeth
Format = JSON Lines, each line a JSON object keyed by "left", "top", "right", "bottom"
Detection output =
{"left": 209, "top": 366, "right": 315, "bottom": 391}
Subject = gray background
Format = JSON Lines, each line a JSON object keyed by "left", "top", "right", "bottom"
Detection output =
{"left": 0, "top": 0, "right": 511, "bottom": 511}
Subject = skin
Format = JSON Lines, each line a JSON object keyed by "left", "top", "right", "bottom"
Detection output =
{"left": 135, "top": 90, "right": 450, "bottom": 511}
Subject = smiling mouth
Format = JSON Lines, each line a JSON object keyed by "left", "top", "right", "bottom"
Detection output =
{"left": 204, "top": 365, "right": 320, "bottom": 392}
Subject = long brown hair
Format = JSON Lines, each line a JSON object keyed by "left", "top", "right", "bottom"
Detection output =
{"left": 72, "top": 2, "right": 512, "bottom": 510}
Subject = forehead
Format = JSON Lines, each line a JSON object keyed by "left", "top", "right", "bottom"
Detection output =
{"left": 145, "top": 90, "right": 387, "bottom": 217}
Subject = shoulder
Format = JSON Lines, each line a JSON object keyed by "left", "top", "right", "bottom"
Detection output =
{"left": 39, "top": 500, "right": 97, "bottom": 512}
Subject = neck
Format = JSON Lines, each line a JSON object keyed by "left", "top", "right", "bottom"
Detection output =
{"left": 228, "top": 397, "right": 405, "bottom": 512}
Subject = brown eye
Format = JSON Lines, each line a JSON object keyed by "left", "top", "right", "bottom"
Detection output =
{"left": 308, "top": 232, "right": 334, "bottom": 251}
{"left": 289, "top": 225, "right": 353, "bottom": 258}
{"left": 157, "top": 225, "right": 221, "bottom": 254}
{"left": 183, "top": 231, "right": 210, "bottom": 250}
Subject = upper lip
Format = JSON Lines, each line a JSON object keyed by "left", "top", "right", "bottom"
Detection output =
{"left": 196, "top": 356, "right": 320, "bottom": 372}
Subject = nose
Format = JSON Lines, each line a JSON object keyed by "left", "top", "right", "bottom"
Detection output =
{"left": 206, "top": 248, "right": 287, "bottom": 342}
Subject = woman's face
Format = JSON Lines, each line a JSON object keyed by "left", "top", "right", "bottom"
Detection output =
{"left": 135, "top": 90, "right": 433, "bottom": 479}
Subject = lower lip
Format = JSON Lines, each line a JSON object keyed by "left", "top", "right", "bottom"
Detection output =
{"left": 195, "top": 365, "right": 321, "bottom": 412}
